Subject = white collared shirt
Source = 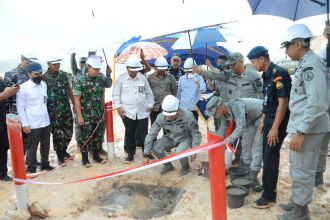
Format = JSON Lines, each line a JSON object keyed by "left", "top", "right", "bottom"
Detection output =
{"left": 16, "top": 80, "right": 50, "bottom": 129}
{"left": 112, "top": 72, "right": 155, "bottom": 120}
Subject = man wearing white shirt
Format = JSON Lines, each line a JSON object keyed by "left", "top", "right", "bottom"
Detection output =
{"left": 16, "top": 62, "right": 53, "bottom": 173}
{"left": 112, "top": 55, "right": 155, "bottom": 162}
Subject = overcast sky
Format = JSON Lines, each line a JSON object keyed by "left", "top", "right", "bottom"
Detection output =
{"left": 0, "top": 0, "right": 326, "bottom": 63}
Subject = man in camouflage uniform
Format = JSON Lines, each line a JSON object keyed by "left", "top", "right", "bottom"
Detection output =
{"left": 4, "top": 54, "right": 37, "bottom": 154}
{"left": 43, "top": 58, "right": 74, "bottom": 165}
{"left": 70, "top": 53, "right": 87, "bottom": 86}
{"left": 4, "top": 54, "right": 37, "bottom": 113}
{"left": 72, "top": 52, "right": 112, "bottom": 155}
{"left": 73, "top": 55, "right": 108, "bottom": 167}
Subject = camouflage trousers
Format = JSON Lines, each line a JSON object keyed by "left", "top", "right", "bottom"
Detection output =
{"left": 78, "top": 117, "right": 104, "bottom": 153}
{"left": 50, "top": 114, "right": 73, "bottom": 152}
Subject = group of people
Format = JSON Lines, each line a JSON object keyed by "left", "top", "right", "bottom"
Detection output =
{"left": 0, "top": 53, "right": 112, "bottom": 176}
{"left": 0, "top": 22, "right": 329, "bottom": 220}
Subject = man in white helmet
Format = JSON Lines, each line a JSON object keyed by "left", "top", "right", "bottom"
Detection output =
{"left": 148, "top": 56, "right": 177, "bottom": 125}
{"left": 278, "top": 24, "right": 330, "bottom": 220}
{"left": 177, "top": 57, "right": 206, "bottom": 121}
{"left": 112, "top": 55, "right": 155, "bottom": 162}
{"left": 143, "top": 95, "right": 202, "bottom": 176}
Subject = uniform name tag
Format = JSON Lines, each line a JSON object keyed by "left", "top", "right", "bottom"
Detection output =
{"left": 138, "top": 86, "right": 144, "bottom": 92}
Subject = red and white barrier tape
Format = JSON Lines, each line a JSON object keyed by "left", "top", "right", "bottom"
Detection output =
{"left": 15, "top": 140, "right": 225, "bottom": 185}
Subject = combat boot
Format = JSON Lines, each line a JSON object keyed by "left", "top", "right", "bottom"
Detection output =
{"left": 314, "top": 172, "right": 324, "bottom": 187}
{"left": 278, "top": 204, "right": 310, "bottom": 220}
{"left": 93, "top": 150, "right": 107, "bottom": 164}
{"left": 279, "top": 202, "right": 295, "bottom": 211}
{"left": 160, "top": 163, "right": 175, "bottom": 175}
{"left": 179, "top": 165, "right": 191, "bottom": 176}
{"left": 56, "top": 150, "right": 65, "bottom": 166}
{"left": 249, "top": 170, "right": 261, "bottom": 191}
{"left": 82, "top": 152, "right": 91, "bottom": 168}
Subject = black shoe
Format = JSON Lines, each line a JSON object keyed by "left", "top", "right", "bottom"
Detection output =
{"left": 98, "top": 148, "right": 107, "bottom": 156}
{"left": 179, "top": 166, "right": 191, "bottom": 176}
{"left": 93, "top": 151, "right": 107, "bottom": 164}
{"left": 40, "top": 164, "right": 55, "bottom": 171}
{"left": 0, "top": 175, "right": 13, "bottom": 182}
{"left": 63, "top": 151, "right": 73, "bottom": 160}
{"left": 252, "top": 196, "right": 275, "bottom": 209}
{"left": 160, "top": 164, "right": 175, "bottom": 175}
{"left": 82, "top": 152, "right": 91, "bottom": 168}
{"left": 26, "top": 167, "right": 37, "bottom": 173}
{"left": 143, "top": 154, "right": 155, "bottom": 160}
{"left": 125, "top": 154, "right": 134, "bottom": 162}
{"left": 56, "top": 150, "right": 65, "bottom": 165}
{"left": 232, "top": 157, "right": 242, "bottom": 166}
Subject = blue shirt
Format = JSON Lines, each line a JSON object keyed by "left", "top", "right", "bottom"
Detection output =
{"left": 262, "top": 62, "right": 291, "bottom": 123}
{"left": 177, "top": 73, "right": 206, "bottom": 111}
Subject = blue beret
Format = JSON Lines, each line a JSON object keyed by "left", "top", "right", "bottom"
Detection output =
{"left": 27, "top": 62, "right": 43, "bottom": 73}
{"left": 247, "top": 46, "right": 269, "bottom": 60}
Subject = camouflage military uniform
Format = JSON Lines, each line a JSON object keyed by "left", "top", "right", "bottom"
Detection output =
{"left": 73, "top": 75, "right": 105, "bottom": 152}
{"left": 4, "top": 65, "right": 29, "bottom": 113}
{"left": 43, "top": 70, "right": 73, "bottom": 153}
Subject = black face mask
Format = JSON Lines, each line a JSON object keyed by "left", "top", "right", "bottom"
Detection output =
{"left": 32, "top": 76, "right": 42, "bottom": 85}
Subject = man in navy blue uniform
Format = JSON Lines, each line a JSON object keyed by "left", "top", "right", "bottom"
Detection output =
{"left": 247, "top": 46, "right": 292, "bottom": 209}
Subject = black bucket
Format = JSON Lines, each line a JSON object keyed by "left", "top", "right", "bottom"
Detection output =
{"left": 226, "top": 185, "right": 248, "bottom": 209}
{"left": 231, "top": 177, "right": 252, "bottom": 196}
{"left": 227, "top": 167, "right": 249, "bottom": 182}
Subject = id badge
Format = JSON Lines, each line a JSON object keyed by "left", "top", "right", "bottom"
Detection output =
{"left": 138, "top": 86, "right": 144, "bottom": 92}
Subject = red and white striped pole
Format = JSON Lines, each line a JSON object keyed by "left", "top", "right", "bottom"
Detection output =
{"left": 207, "top": 120, "right": 234, "bottom": 220}
{"left": 6, "top": 114, "right": 29, "bottom": 210}
{"left": 105, "top": 101, "right": 115, "bottom": 160}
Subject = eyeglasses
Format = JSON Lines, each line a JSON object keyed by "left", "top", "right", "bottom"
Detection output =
{"left": 281, "top": 41, "right": 294, "bottom": 49}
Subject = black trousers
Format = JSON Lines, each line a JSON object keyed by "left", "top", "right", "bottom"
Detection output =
{"left": 150, "top": 109, "right": 162, "bottom": 126}
{"left": 262, "top": 119, "right": 287, "bottom": 200}
{"left": 26, "top": 126, "right": 51, "bottom": 169}
{"left": 0, "top": 126, "right": 9, "bottom": 178}
{"left": 122, "top": 117, "right": 148, "bottom": 156}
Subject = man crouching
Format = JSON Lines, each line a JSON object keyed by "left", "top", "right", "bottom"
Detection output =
{"left": 143, "top": 95, "right": 202, "bottom": 176}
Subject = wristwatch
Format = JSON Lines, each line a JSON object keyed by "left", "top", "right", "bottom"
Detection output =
{"left": 297, "top": 130, "right": 306, "bottom": 136}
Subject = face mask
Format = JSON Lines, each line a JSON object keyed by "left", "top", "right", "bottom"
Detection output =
{"left": 32, "top": 76, "right": 42, "bottom": 85}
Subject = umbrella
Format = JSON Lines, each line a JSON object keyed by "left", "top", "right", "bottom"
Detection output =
{"left": 116, "top": 42, "right": 168, "bottom": 63}
{"left": 142, "top": 34, "right": 231, "bottom": 66}
{"left": 246, "top": 0, "right": 330, "bottom": 66}
{"left": 171, "top": 26, "right": 242, "bottom": 50}
{"left": 247, "top": 0, "right": 328, "bottom": 21}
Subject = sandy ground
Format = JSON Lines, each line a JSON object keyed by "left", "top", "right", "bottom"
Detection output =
{"left": 0, "top": 104, "right": 329, "bottom": 220}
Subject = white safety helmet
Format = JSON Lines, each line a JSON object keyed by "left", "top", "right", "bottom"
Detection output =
{"left": 126, "top": 55, "right": 143, "bottom": 71}
{"left": 155, "top": 56, "right": 169, "bottom": 70}
{"left": 47, "top": 56, "right": 62, "bottom": 64}
{"left": 162, "top": 95, "right": 180, "bottom": 116}
{"left": 86, "top": 55, "right": 102, "bottom": 69}
{"left": 281, "top": 24, "right": 313, "bottom": 47}
{"left": 183, "top": 57, "right": 196, "bottom": 72}
{"left": 319, "top": 41, "right": 327, "bottom": 60}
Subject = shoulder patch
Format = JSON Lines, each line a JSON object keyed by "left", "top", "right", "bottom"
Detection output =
{"left": 192, "top": 121, "right": 198, "bottom": 129}
{"left": 276, "top": 81, "right": 283, "bottom": 89}
{"left": 272, "top": 68, "right": 277, "bottom": 74}
{"left": 303, "top": 67, "right": 313, "bottom": 72}
{"left": 255, "top": 79, "right": 262, "bottom": 87}
{"left": 304, "top": 71, "right": 314, "bottom": 81}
